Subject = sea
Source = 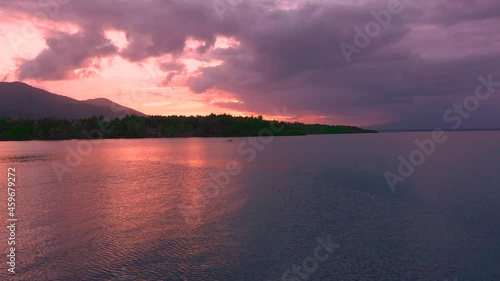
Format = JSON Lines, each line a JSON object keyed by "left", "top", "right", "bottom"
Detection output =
{"left": 0, "top": 132, "right": 499, "bottom": 280}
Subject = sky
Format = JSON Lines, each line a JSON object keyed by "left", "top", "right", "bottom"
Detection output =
{"left": 0, "top": 0, "right": 499, "bottom": 130}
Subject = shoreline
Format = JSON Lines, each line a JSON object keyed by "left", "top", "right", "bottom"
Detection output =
{"left": 0, "top": 131, "right": 378, "bottom": 142}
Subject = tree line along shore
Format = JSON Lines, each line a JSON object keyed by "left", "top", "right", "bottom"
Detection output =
{"left": 0, "top": 114, "right": 377, "bottom": 141}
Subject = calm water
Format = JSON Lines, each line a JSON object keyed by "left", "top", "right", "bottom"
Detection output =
{"left": 0, "top": 132, "right": 499, "bottom": 281}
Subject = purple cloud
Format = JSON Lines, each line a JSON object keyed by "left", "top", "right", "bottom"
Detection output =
{"left": 17, "top": 28, "right": 117, "bottom": 80}
{"left": 2, "top": 0, "right": 500, "bottom": 129}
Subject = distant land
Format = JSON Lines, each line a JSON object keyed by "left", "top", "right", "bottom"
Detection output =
{"left": 0, "top": 81, "right": 145, "bottom": 119}
{"left": 0, "top": 82, "right": 377, "bottom": 141}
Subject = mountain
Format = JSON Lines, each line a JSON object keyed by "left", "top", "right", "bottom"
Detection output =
{"left": 83, "top": 98, "right": 145, "bottom": 117}
{"left": 0, "top": 82, "right": 146, "bottom": 119}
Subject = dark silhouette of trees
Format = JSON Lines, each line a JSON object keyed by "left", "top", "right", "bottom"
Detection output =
{"left": 0, "top": 114, "right": 377, "bottom": 141}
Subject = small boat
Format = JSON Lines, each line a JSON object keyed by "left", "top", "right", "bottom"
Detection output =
{"left": 227, "top": 139, "right": 233, "bottom": 142}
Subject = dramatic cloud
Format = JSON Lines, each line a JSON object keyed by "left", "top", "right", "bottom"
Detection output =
{"left": 159, "top": 60, "right": 187, "bottom": 84}
{"left": 1, "top": 0, "right": 500, "bottom": 129}
{"left": 17, "top": 28, "right": 118, "bottom": 80}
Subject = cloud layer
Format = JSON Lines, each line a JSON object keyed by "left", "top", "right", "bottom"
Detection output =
{"left": 1, "top": 0, "right": 500, "bottom": 129}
